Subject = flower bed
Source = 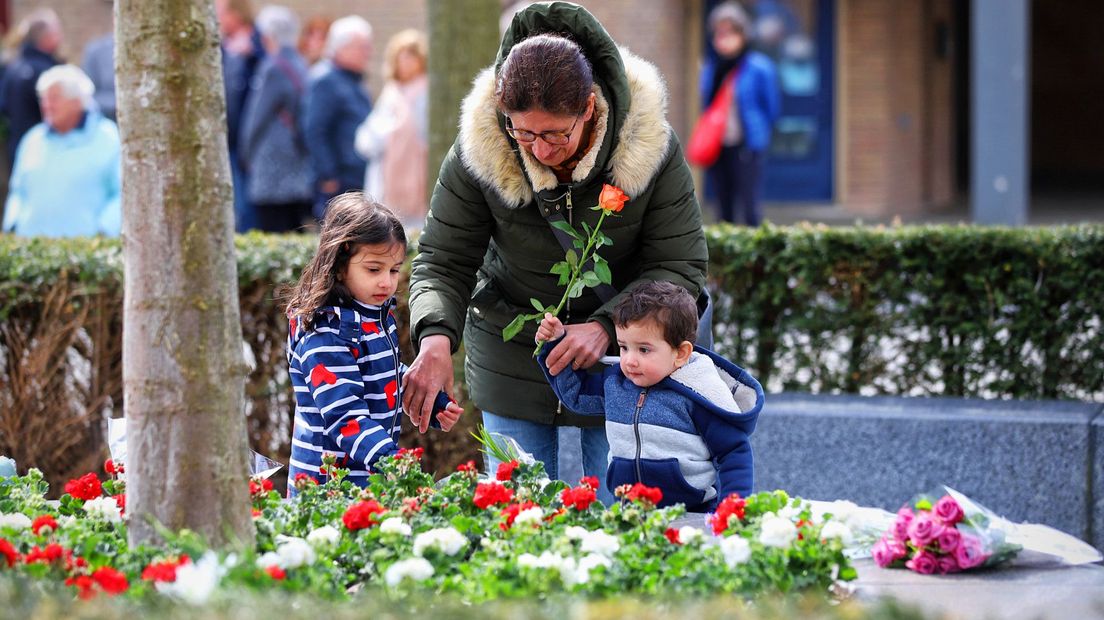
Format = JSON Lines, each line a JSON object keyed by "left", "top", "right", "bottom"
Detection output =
{"left": 0, "top": 450, "right": 855, "bottom": 603}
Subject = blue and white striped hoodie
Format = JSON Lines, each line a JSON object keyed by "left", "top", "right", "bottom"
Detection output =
{"left": 538, "top": 343, "right": 764, "bottom": 512}
{"left": 287, "top": 298, "right": 446, "bottom": 491}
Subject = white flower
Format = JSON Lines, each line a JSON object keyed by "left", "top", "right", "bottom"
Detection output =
{"left": 275, "top": 535, "right": 316, "bottom": 568}
{"left": 579, "top": 530, "right": 620, "bottom": 557}
{"left": 819, "top": 520, "right": 854, "bottom": 545}
{"left": 777, "top": 500, "right": 809, "bottom": 521}
{"left": 255, "top": 552, "right": 281, "bottom": 569}
{"left": 380, "top": 517, "right": 412, "bottom": 537}
{"left": 57, "top": 515, "right": 77, "bottom": 529}
{"left": 83, "top": 496, "right": 122, "bottom": 523}
{"left": 384, "top": 557, "right": 434, "bottom": 587}
{"left": 574, "top": 553, "right": 612, "bottom": 585}
{"left": 719, "top": 535, "right": 752, "bottom": 567}
{"left": 0, "top": 513, "right": 31, "bottom": 530}
{"left": 306, "top": 525, "right": 341, "bottom": 548}
{"left": 677, "top": 526, "right": 703, "bottom": 544}
{"left": 156, "top": 551, "right": 226, "bottom": 605}
{"left": 514, "top": 506, "right": 544, "bottom": 527}
{"left": 759, "top": 514, "right": 798, "bottom": 548}
{"left": 564, "top": 526, "right": 589, "bottom": 541}
{"left": 815, "top": 500, "right": 860, "bottom": 526}
{"left": 412, "top": 527, "right": 467, "bottom": 557}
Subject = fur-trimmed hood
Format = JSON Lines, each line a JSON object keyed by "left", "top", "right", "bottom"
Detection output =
{"left": 456, "top": 46, "right": 672, "bottom": 208}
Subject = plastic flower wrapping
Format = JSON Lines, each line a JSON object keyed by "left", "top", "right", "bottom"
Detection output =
{"left": 867, "top": 486, "right": 1102, "bottom": 574}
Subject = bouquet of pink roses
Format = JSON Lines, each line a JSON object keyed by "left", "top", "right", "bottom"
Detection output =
{"left": 873, "top": 488, "right": 1022, "bottom": 574}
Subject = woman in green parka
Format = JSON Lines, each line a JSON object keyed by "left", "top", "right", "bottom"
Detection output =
{"left": 402, "top": 2, "right": 707, "bottom": 501}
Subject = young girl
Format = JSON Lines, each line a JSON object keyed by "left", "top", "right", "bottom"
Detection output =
{"left": 284, "top": 193, "right": 462, "bottom": 491}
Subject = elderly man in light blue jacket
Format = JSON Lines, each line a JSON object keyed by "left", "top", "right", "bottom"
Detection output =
{"left": 2, "top": 64, "right": 121, "bottom": 237}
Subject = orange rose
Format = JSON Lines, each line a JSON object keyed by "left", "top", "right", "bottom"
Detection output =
{"left": 598, "top": 184, "right": 629, "bottom": 213}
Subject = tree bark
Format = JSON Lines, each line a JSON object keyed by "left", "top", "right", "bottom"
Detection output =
{"left": 427, "top": 0, "right": 500, "bottom": 197}
{"left": 117, "top": 0, "right": 254, "bottom": 547}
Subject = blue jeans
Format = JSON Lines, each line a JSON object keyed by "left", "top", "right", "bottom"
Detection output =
{"left": 482, "top": 411, "right": 614, "bottom": 505}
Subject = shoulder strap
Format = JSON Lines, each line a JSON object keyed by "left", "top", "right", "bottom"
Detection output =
{"left": 536, "top": 188, "right": 618, "bottom": 304}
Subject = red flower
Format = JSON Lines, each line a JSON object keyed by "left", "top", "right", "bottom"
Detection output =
{"left": 293, "top": 473, "right": 318, "bottom": 490}
{"left": 456, "top": 460, "right": 477, "bottom": 473}
{"left": 142, "top": 556, "right": 189, "bottom": 583}
{"left": 24, "top": 543, "right": 65, "bottom": 565}
{"left": 496, "top": 460, "right": 519, "bottom": 481}
{"left": 397, "top": 447, "right": 425, "bottom": 460}
{"left": 711, "top": 493, "right": 747, "bottom": 535}
{"left": 472, "top": 482, "right": 514, "bottom": 509}
{"left": 498, "top": 501, "right": 538, "bottom": 531}
{"left": 579, "top": 476, "right": 600, "bottom": 490}
{"left": 265, "top": 565, "right": 287, "bottom": 580}
{"left": 598, "top": 184, "right": 629, "bottom": 213}
{"left": 64, "top": 473, "right": 102, "bottom": 501}
{"left": 66, "top": 574, "right": 96, "bottom": 599}
{"left": 31, "top": 515, "right": 58, "bottom": 536}
{"left": 622, "top": 483, "right": 663, "bottom": 506}
{"left": 103, "top": 459, "right": 124, "bottom": 475}
{"left": 664, "top": 527, "right": 682, "bottom": 545}
{"left": 560, "top": 485, "right": 597, "bottom": 511}
{"left": 402, "top": 498, "right": 421, "bottom": 516}
{"left": 343, "top": 500, "right": 386, "bottom": 530}
{"left": 92, "top": 566, "right": 129, "bottom": 595}
{"left": 0, "top": 539, "right": 19, "bottom": 567}
{"left": 252, "top": 508, "right": 262, "bottom": 518}
{"left": 113, "top": 494, "right": 126, "bottom": 516}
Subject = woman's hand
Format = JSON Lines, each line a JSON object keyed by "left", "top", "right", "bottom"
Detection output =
{"left": 535, "top": 312, "right": 566, "bottom": 343}
{"left": 402, "top": 334, "right": 454, "bottom": 433}
{"left": 543, "top": 321, "right": 609, "bottom": 376}
{"left": 435, "top": 400, "right": 464, "bottom": 432}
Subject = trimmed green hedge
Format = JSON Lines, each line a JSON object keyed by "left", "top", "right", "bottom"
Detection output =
{"left": 2, "top": 225, "right": 1102, "bottom": 487}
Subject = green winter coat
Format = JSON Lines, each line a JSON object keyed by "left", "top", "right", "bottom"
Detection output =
{"left": 409, "top": 2, "right": 707, "bottom": 426}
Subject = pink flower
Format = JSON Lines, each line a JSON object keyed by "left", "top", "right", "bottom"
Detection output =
{"left": 892, "top": 507, "right": 914, "bottom": 542}
{"left": 933, "top": 495, "right": 965, "bottom": 525}
{"left": 936, "top": 526, "right": 961, "bottom": 553}
{"left": 936, "top": 554, "right": 961, "bottom": 574}
{"left": 953, "top": 533, "right": 989, "bottom": 569}
{"left": 872, "top": 536, "right": 908, "bottom": 567}
{"left": 907, "top": 513, "right": 943, "bottom": 547}
{"left": 905, "top": 550, "right": 939, "bottom": 574}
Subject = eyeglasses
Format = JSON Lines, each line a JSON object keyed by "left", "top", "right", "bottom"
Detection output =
{"left": 504, "top": 115, "right": 581, "bottom": 146}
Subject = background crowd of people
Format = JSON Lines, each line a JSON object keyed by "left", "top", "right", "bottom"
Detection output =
{"left": 0, "top": 1, "right": 433, "bottom": 238}
{"left": 0, "top": 1, "right": 778, "bottom": 239}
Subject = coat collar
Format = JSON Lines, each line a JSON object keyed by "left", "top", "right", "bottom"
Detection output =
{"left": 456, "top": 48, "right": 672, "bottom": 208}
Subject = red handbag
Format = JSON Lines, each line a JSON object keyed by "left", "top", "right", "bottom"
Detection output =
{"left": 686, "top": 70, "right": 737, "bottom": 167}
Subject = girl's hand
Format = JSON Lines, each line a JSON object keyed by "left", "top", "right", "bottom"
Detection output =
{"left": 544, "top": 321, "right": 609, "bottom": 376}
{"left": 435, "top": 401, "right": 464, "bottom": 432}
{"left": 536, "top": 313, "right": 565, "bottom": 343}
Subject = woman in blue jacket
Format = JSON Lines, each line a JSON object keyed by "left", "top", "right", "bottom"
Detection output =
{"left": 702, "top": 2, "right": 780, "bottom": 226}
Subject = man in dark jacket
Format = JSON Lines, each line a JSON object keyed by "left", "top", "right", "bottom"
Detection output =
{"left": 302, "top": 15, "right": 373, "bottom": 221}
{"left": 0, "top": 9, "right": 62, "bottom": 170}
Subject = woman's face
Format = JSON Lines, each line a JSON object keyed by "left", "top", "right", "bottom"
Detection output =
{"left": 395, "top": 48, "right": 425, "bottom": 82}
{"left": 508, "top": 95, "right": 594, "bottom": 167}
{"left": 712, "top": 20, "right": 746, "bottom": 58}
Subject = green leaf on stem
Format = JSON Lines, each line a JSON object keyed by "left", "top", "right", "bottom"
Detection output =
{"left": 594, "top": 258, "right": 612, "bottom": 284}
{"left": 529, "top": 298, "right": 545, "bottom": 313}
{"left": 565, "top": 250, "right": 578, "bottom": 268}
{"left": 502, "top": 314, "right": 529, "bottom": 342}
{"left": 582, "top": 271, "right": 601, "bottom": 287}
{"left": 568, "top": 280, "right": 585, "bottom": 299}
{"left": 550, "top": 219, "right": 581, "bottom": 239}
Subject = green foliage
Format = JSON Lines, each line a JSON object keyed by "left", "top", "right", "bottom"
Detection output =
{"left": 707, "top": 223, "right": 1104, "bottom": 400}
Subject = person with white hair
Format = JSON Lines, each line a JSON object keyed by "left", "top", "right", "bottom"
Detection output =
{"left": 0, "top": 8, "right": 63, "bottom": 168}
{"left": 238, "top": 5, "right": 313, "bottom": 232}
{"left": 302, "top": 15, "right": 373, "bottom": 221}
{"left": 2, "top": 65, "right": 121, "bottom": 237}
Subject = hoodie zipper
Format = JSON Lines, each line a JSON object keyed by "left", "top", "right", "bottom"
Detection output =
{"left": 382, "top": 301, "right": 402, "bottom": 438}
{"left": 633, "top": 389, "right": 648, "bottom": 482}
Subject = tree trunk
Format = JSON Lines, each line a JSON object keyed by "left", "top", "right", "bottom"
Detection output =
{"left": 117, "top": 0, "right": 254, "bottom": 547}
{"left": 427, "top": 0, "right": 500, "bottom": 197}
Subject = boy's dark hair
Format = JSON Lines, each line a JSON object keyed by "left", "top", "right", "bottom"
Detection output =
{"left": 612, "top": 281, "right": 698, "bottom": 347}
{"left": 282, "top": 192, "right": 406, "bottom": 329}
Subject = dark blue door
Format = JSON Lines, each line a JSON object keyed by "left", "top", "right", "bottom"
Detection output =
{"left": 704, "top": 0, "right": 835, "bottom": 201}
